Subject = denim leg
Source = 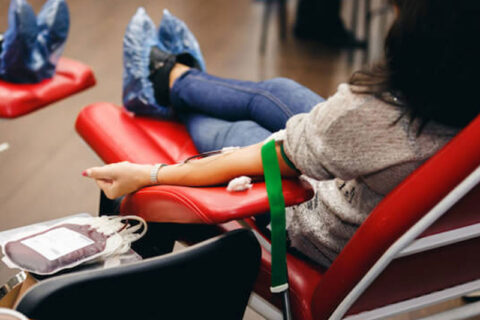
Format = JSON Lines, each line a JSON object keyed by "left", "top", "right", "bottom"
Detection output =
{"left": 180, "top": 112, "right": 272, "bottom": 152}
{"left": 171, "top": 69, "right": 324, "bottom": 132}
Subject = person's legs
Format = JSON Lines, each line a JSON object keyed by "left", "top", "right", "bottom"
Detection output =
{"left": 180, "top": 112, "right": 272, "bottom": 152}
{"left": 170, "top": 69, "right": 324, "bottom": 132}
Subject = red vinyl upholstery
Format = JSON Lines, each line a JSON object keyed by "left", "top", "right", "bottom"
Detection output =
{"left": 76, "top": 102, "right": 480, "bottom": 319}
{"left": 0, "top": 57, "right": 96, "bottom": 118}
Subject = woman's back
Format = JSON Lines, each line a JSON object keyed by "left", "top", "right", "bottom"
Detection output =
{"left": 284, "top": 84, "right": 458, "bottom": 267}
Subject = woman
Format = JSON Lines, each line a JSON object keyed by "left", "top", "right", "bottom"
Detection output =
{"left": 84, "top": 0, "right": 480, "bottom": 267}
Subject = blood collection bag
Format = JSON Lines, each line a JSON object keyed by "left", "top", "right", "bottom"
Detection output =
{"left": 1, "top": 215, "right": 147, "bottom": 275}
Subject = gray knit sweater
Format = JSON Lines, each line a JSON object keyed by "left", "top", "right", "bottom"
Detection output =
{"left": 282, "top": 84, "right": 457, "bottom": 268}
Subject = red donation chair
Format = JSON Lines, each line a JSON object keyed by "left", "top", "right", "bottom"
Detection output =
{"left": 76, "top": 101, "right": 480, "bottom": 319}
{"left": 0, "top": 57, "right": 96, "bottom": 118}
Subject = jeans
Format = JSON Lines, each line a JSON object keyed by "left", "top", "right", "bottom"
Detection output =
{"left": 170, "top": 69, "right": 324, "bottom": 153}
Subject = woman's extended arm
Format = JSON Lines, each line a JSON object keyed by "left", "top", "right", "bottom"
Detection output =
{"left": 84, "top": 142, "right": 299, "bottom": 199}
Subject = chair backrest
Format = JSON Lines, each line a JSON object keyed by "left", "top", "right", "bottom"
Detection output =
{"left": 312, "top": 115, "right": 480, "bottom": 319}
{"left": 15, "top": 229, "right": 261, "bottom": 320}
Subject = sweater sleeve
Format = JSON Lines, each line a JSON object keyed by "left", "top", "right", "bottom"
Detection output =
{"left": 282, "top": 84, "right": 418, "bottom": 181}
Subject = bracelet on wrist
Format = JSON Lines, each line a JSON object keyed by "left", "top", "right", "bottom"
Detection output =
{"left": 150, "top": 163, "right": 167, "bottom": 184}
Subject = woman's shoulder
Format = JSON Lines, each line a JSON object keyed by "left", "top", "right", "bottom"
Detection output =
{"left": 308, "top": 83, "right": 401, "bottom": 133}
{"left": 317, "top": 83, "right": 397, "bottom": 116}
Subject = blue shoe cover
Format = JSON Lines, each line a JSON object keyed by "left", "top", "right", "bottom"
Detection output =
{"left": 122, "top": 7, "right": 165, "bottom": 117}
{"left": 122, "top": 8, "right": 206, "bottom": 118}
{"left": 0, "top": 0, "right": 39, "bottom": 83}
{"left": 36, "top": 0, "right": 70, "bottom": 78}
{"left": 0, "top": 0, "right": 69, "bottom": 83}
{"left": 157, "top": 9, "right": 206, "bottom": 72}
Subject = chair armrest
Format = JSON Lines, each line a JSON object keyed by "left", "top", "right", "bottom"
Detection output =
{"left": 121, "top": 179, "right": 314, "bottom": 224}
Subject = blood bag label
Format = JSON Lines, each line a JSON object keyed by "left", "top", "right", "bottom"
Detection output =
{"left": 21, "top": 227, "right": 95, "bottom": 261}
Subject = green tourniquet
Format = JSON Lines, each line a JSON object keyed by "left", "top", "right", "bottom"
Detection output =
{"left": 280, "top": 143, "right": 298, "bottom": 172}
{"left": 261, "top": 139, "right": 288, "bottom": 290}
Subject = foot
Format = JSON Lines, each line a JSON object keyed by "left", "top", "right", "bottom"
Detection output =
{"left": 148, "top": 46, "right": 198, "bottom": 106}
{"left": 0, "top": 0, "right": 38, "bottom": 83}
{"left": 148, "top": 46, "right": 177, "bottom": 106}
{"left": 122, "top": 7, "right": 163, "bottom": 116}
{"left": 36, "top": 0, "right": 70, "bottom": 78}
{"left": 123, "top": 8, "right": 206, "bottom": 117}
{"left": 157, "top": 9, "right": 206, "bottom": 71}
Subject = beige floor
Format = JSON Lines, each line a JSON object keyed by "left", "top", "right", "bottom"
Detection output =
{"left": 0, "top": 0, "right": 476, "bottom": 319}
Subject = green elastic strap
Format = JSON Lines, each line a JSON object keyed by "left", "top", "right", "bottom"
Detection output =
{"left": 280, "top": 143, "right": 298, "bottom": 172}
{"left": 261, "top": 139, "right": 288, "bottom": 292}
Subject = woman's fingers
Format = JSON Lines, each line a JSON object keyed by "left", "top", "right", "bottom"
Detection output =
{"left": 82, "top": 161, "right": 150, "bottom": 199}
{"left": 95, "top": 179, "right": 117, "bottom": 199}
{"left": 83, "top": 161, "right": 132, "bottom": 179}
{"left": 83, "top": 165, "right": 116, "bottom": 180}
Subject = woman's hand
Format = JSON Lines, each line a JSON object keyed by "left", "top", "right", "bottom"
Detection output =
{"left": 83, "top": 161, "right": 152, "bottom": 199}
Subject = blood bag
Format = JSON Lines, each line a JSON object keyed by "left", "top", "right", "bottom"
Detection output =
{"left": 1, "top": 215, "right": 147, "bottom": 275}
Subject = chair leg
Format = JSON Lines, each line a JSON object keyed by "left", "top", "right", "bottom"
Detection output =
{"left": 278, "top": 0, "right": 287, "bottom": 40}
{"left": 348, "top": 0, "right": 360, "bottom": 64}
{"left": 351, "top": 0, "right": 360, "bottom": 38}
{"left": 364, "top": 0, "right": 371, "bottom": 45}
{"left": 260, "top": 0, "right": 274, "bottom": 54}
{"left": 281, "top": 290, "right": 293, "bottom": 320}
{"left": 98, "top": 191, "right": 123, "bottom": 216}
{"left": 131, "top": 222, "right": 176, "bottom": 259}
{"left": 363, "top": 0, "right": 371, "bottom": 64}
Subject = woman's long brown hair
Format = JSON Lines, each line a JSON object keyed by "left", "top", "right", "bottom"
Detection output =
{"left": 349, "top": 0, "right": 480, "bottom": 128}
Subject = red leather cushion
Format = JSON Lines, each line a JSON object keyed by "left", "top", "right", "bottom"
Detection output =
{"left": 0, "top": 57, "right": 95, "bottom": 118}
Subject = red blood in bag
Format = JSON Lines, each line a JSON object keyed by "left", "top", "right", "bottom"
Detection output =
{"left": 4, "top": 224, "right": 108, "bottom": 275}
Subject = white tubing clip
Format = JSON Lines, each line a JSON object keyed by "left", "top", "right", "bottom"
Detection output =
{"left": 270, "top": 283, "right": 289, "bottom": 293}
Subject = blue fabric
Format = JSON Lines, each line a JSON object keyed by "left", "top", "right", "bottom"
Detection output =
{"left": 171, "top": 69, "right": 324, "bottom": 152}
{"left": 157, "top": 10, "right": 206, "bottom": 72}
{"left": 122, "top": 8, "right": 160, "bottom": 116}
{"left": 0, "top": 0, "right": 69, "bottom": 83}
{"left": 122, "top": 8, "right": 205, "bottom": 118}
{"left": 36, "top": 0, "right": 69, "bottom": 78}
